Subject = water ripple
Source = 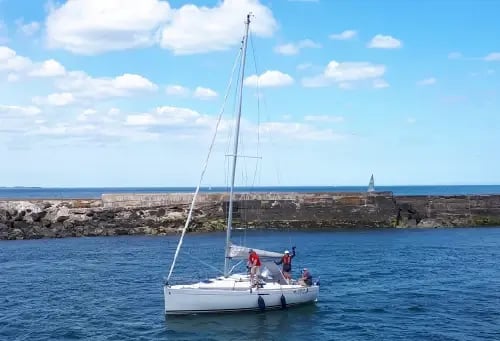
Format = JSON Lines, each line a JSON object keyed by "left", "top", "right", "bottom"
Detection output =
{"left": 1, "top": 228, "right": 500, "bottom": 340}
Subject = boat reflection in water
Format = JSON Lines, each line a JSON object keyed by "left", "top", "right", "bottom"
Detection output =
{"left": 165, "top": 304, "right": 319, "bottom": 339}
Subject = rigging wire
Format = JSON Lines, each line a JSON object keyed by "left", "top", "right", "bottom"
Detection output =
{"left": 225, "top": 39, "right": 244, "bottom": 195}
{"left": 250, "top": 30, "right": 293, "bottom": 251}
{"left": 249, "top": 30, "right": 262, "bottom": 190}
{"left": 166, "top": 47, "right": 242, "bottom": 283}
{"left": 181, "top": 250, "right": 225, "bottom": 276}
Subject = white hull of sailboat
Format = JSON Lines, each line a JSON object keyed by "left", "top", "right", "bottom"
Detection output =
{"left": 164, "top": 275, "right": 319, "bottom": 315}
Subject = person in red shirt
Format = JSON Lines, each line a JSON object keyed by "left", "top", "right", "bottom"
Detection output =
{"left": 247, "top": 249, "right": 261, "bottom": 286}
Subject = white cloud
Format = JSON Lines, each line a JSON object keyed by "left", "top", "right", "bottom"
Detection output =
{"left": 166, "top": 84, "right": 218, "bottom": 100}
{"left": 124, "top": 105, "right": 341, "bottom": 142}
{"left": 329, "top": 30, "right": 357, "bottom": 40}
{"left": 54, "top": 72, "right": 157, "bottom": 100}
{"left": 25, "top": 107, "right": 159, "bottom": 143}
{"left": 44, "top": 0, "right": 277, "bottom": 55}
{"left": 324, "top": 61, "right": 385, "bottom": 81}
{"left": 0, "top": 46, "right": 67, "bottom": 79}
{"left": 193, "top": 87, "right": 218, "bottom": 100}
{"left": 0, "top": 104, "right": 42, "bottom": 135}
{"left": 3, "top": 100, "right": 342, "bottom": 145}
{"left": 77, "top": 109, "right": 98, "bottom": 122}
{"left": 304, "top": 115, "right": 344, "bottom": 123}
{"left": 29, "top": 122, "right": 157, "bottom": 143}
{"left": 160, "top": 0, "right": 277, "bottom": 55}
{"left": 75, "top": 108, "right": 116, "bottom": 125}
{"left": 448, "top": 52, "right": 462, "bottom": 59}
{"left": 0, "top": 46, "right": 32, "bottom": 72}
{"left": 125, "top": 106, "right": 200, "bottom": 126}
{"left": 244, "top": 70, "right": 294, "bottom": 88}
{"left": 484, "top": 52, "right": 500, "bottom": 61}
{"left": 0, "top": 46, "right": 156, "bottom": 106}
{"left": 373, "top": 79, "right": 389, "bottom": 89}
{"left": 29, "top": 59, "right": 66, "bottom": 77}
{"left": 33, "top": 123, "right": 98, "bottom": 137}
{"left": 297, "top": 63, "right": 312, "bottom": 70}
{"left": 367, "top": 34, "right": 402, "bottom": 49}
{"left": 274, "top": 39, "right": 321, "bottom": 55}
{"left": 47, "top": 93, "right": 74, "bottom": 106}
{"left": 33, "top": 92, "right": 75, "bottom": 107}
{"left": 302, "top": 60, "right": 386, "bottom": 88}
{"left": 45, "top": 0, "right": 171, "bottom": 55}
{"left": 166, "top": 85, "right": 190, "bottom": 97}
{"left": 417, "top": 77, "right": 437, "bottom": 86}
{"left": 0, "top": 104, "right": 41, "bottom": 117}
{"left": 259, "top": 122, "right": 343, "bottom": 141}
{"left": 16, "top": 20, "right": 40, "bottom": 36}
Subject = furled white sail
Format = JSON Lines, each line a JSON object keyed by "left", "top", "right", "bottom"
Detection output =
{"left": 228, "top": 244, "right": 283, "bottom": 259}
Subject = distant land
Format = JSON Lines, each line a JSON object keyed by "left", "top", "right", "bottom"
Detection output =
{"left": 1, "top": 185, "right": 500, "bottom": 199}
{"left": 0, "top": 186, "right": 43, "bottom": 189}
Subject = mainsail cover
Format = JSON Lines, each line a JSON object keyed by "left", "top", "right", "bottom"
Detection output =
{"left": 228, "top": 244, "right": 282, "bottom": 260}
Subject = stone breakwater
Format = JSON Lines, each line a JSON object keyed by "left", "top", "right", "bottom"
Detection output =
{"left": 1, "top": 192, "right": 500, "bottom": 240}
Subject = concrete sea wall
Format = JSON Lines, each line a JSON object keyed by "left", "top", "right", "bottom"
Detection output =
{"left": 1, "top": 192, "right": 500, "bottom": 240}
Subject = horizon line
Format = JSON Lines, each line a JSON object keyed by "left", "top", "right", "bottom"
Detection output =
{"left": 1, "top": 184, "right": 500, "bottom": 189}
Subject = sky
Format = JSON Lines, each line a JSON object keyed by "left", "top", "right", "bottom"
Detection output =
{"left": 0, "top": 0, "right": 499, "bottom": 188}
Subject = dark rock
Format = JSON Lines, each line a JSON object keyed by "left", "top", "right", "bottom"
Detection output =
{"left": 31, "top": 211, "right": 47, "bottom": 222}
{"left": 9, "top": 228, "right": 24, "bottom": 240}
{"left": 56, "top": 215, "right": 70, "bottom": 223}
{"left": 7, "top": 209, "right": 17, "bottom": 220}
{"left": 13, "top": 220, "right": 30, "bottom": 230}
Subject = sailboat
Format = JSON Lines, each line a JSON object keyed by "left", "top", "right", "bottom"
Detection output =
{"left": 163, "top": 13, "right": 319, "bottom": 315}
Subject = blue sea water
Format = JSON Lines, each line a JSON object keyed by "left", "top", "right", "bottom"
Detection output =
{"left": 1, "top": 228, "right": 500, "bottom": 340}
{"left": 1, "top": 185, "right": 500, "bottom": 199}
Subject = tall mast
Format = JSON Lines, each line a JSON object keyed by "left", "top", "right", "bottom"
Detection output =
{"left": 224, "top": 13, "right": 252, "bottom": 277}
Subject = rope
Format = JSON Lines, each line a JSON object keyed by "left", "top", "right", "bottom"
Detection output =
{"left": 166, "top": 47, "right": 243, "bottom": 283}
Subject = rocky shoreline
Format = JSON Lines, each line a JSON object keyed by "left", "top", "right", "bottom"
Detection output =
{"left": 0, "top": 199, "right": 224, "bottom": 240}
{"left": 1, "top": 192, "right": 500, "bottom": 240}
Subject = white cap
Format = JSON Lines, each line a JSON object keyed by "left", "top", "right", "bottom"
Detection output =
{"left": 284, "top": 250, "right": 289, "bottom": 254}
